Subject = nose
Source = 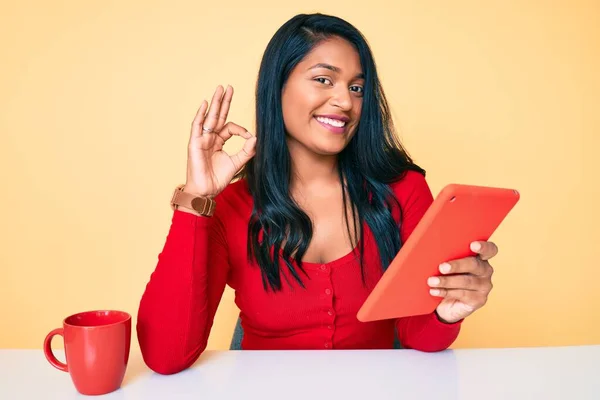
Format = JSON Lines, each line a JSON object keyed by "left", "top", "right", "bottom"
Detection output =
{"left": 329, "top": 87, "right": 353, "bottom": 111}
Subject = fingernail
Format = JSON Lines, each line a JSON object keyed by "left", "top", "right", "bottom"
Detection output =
{"left": 428, "top": 277, "right": 440, "bottom": 286}
{"left": 471, "top": 242, "right": 482, "bottom": 252}
{"left": 439, "top": 263, "right": 451, "bottom": 274}
{"left": 430, "top": 289, "right": 440, "bottom": 296}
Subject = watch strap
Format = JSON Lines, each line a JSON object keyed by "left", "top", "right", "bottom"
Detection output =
{"left": 171, "top": 185, "right": 216, "bottom": 216}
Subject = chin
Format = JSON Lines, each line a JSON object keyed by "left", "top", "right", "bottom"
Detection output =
{"left": 313, "top": 135, "right": 355, "bottom": 156}
{"left": 310, "top": 143, "right": 348, "bottom": 156}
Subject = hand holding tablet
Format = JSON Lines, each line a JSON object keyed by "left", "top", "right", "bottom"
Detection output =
{"left": 357, "top": 183, "right": 520, "bottom": 323}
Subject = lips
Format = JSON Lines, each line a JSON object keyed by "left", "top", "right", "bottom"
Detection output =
{"left": 314, "top": 116, "right": 347, "bottom": 134}
{"left": 315, "top": 114, "right": 350, "bottom": 122}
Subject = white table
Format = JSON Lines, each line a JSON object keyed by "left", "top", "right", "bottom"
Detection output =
{"left": 1, "top": 346, "right": 598, "bottom": 399}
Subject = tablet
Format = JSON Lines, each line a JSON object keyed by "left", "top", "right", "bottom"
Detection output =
{"left": 356, "top": 183, "right": 520, "bottom": 322}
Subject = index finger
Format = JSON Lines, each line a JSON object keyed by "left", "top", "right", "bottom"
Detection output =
{"left": 470, "top": 241, "right": 498, "bottom": 261}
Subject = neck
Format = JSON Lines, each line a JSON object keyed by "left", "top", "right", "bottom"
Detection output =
{"left": 287, "top": 139, "right": 340, "bottom": 192}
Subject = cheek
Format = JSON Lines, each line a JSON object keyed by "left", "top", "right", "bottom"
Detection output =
{"left": 349, "top": 99, "right": 363, "bottom": 131}
{"left": 354, "top": 98, "right": 363, "bottom": 117}
{"left": 282, "top": 88, "right": 323, "bottom": 133}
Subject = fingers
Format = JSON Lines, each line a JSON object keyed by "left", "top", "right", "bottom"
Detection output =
{"left": 212, "top": 121, "right": 257, "bottom": 171}
{"left": 428, "top": 273, "right": 492, "bottom": 292}
{"left": 190, "top": 100, "right": 209, "bottom": 139}
{"left": 430, "top": 288, "right": 488, "bottom": 310}
{"left": 215, "top": 85, "right": 233, "bottom": 132}
{"left": 439, "top": 256, "right": 489, "bottom": 277}
{"left": 230, "top": 136, "right": 257, "bottom": 171}
{"left": 471, "top": 240, "right": 498, "bottom": 261}
{"left": 216, "top": 122, "right": 254, "bottom": 143}
{"left": 202, "top": 85, "right": 225, "bottom": 133}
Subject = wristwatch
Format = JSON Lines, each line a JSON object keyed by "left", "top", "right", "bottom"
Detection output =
{"left": 170, "top": 185, "right": 216, "bottom": 216}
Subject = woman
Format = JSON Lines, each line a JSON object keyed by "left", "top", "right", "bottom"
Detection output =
{"left": 137, "top": 13, "right": 497, "bottom": 375}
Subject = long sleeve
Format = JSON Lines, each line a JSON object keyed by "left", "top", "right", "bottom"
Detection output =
{"left": 392, "top": 171, "right": 462, "bottom": 351}
{"left": 136, "top": 209, "right": 230, "bottom": 374}
{"left": 396, "top": 311, "right": 461, "bottom": 351}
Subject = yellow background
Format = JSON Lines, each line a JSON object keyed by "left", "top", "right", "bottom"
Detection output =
{"left": 1, "top": 0, "right": 599, "bottom": 350}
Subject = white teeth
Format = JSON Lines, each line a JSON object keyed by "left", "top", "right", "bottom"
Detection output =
{"left": 316, "top": 116, "right": 346, "bottom": 127}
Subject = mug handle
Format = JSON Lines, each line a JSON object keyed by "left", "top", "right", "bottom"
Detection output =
{"left": 43, "top": 328, "right": 68, "bottom": 372}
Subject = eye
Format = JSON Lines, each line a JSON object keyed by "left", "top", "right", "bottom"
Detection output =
{"left": 315, "top": 77, "right": 332, "bottom": 85}
{"left": 350, "top": 86, "right": 364, "bottom": 94}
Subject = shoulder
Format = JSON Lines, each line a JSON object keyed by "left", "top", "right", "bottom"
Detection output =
{"left": 387, "top": 170, "right": 434, "bottom": 240}
{"left": 388, "top": 170, "right": 433, "bottom": 205}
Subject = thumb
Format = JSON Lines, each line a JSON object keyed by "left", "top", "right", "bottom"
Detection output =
{"left": 231, "top": 135, "right": 257, "bottom": 169}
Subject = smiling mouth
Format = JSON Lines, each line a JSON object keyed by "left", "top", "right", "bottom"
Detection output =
{"left": 314, "top": 116, "right": 347, "bottom": 128}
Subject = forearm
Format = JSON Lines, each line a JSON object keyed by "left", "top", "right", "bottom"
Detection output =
{"left": 137, "top": 211, "right": 215, "bottom": 374}
{"left": 395, "top": 311, "right": 462, "bottom": 352}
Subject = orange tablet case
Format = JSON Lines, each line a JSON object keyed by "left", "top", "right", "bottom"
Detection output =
{"left": 356, "top": 183, "right": 520, "bottom": 322}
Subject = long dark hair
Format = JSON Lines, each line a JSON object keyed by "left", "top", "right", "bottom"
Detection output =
{"left": 235, "top": 13, "right": 425, "bottom": 291}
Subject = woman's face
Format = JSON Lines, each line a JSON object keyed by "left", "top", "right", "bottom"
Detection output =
{"left": 281, "top": 36, "right": 364, "bottom": 156}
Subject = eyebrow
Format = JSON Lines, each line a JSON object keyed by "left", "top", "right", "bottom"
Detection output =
{"left": 307, "top": 63, "right": 365, "bottom": 79}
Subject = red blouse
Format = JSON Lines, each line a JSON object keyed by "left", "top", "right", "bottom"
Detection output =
{"left": 137, "top": 171, "right": 462, "bottom": 374}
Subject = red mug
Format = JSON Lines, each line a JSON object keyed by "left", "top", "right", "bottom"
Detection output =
{"left": 43, "top": 310, "right": 131, "bottom": 396}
